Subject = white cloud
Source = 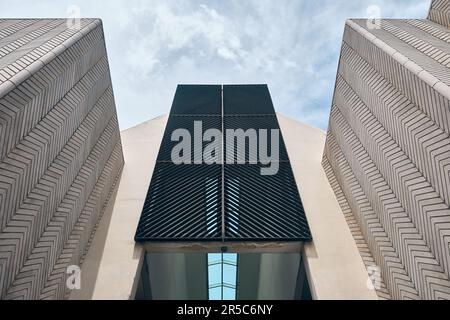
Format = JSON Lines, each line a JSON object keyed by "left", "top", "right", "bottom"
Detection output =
{"left": 0, "top": 0, "right": 430, "bottom": 130}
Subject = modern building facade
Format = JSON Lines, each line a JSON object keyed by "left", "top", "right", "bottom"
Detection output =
{"left": 72, "top": 108, "right": 376, "bottom": 300}
{"left": 132, "top": 84, "right": 314, "bottom": 300}
{"left": 1, "top": 0, "right": 450, "bottom": 300}
{"left": 0, "top": 19, "right": 123, "bottom": 299}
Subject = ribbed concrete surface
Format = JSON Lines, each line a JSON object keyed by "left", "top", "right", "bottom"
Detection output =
{"left": 0, "top": 19, "right": 124, "bottom": 299}
{"left": 428, "top": 0, "right": 450, "bottom": 28}
{"left": 323, "top": 13, "right": 450, "bottom": 299}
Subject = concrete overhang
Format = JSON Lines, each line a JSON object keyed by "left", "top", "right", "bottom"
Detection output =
{"left": 141, "top": 241, "right": 304, "bottom": 253}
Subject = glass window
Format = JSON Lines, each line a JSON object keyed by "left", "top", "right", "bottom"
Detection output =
{"left": 207, "top": 253, "right": 237, "bottom": 300}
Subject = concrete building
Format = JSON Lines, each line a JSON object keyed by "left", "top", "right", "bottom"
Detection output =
{"left": 1, "top": 0, "right": 450, "bottom": 300}
{"left": 323, "top": 0, "right": 450, "bottom": 299}
{"left": 0, "top": 19, "right": 123, "bottom": 299}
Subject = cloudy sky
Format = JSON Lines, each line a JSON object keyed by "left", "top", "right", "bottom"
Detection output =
{"left": 1, "top": 0, "right": 429, "bottom": 130}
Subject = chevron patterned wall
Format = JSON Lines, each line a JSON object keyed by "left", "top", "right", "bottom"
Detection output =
{"left": 428, "top": 0, "right": 450, "bottom": 28}
{"left": 323, "top": 3, "right": 450, "bottom": 300}
{"left": 0, "top": 19, "right": 124, "bottom": 299}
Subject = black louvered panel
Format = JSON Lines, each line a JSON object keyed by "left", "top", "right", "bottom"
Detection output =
{"left": 223, "top": 84, "right": 276, "bottom": 114}
{"left": 224, "top": 163, "right": 311, "bottom": 241}
{"left": 157, "top": 115, "right": 222, "bottom": 162}
{"left": 170, "top": 84, "right": 221, "bottom": 115}
{"left": 135, "top": 84, "right": 312, "bottom": 243}
{"left": 134, "top": 163, "right": 222, "bottom": 241}
{"left": 224, "top": 115, "right": 289, "bottom": 163}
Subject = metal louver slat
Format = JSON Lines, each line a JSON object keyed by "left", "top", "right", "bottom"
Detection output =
{"left": 157, "top": 115, "right": 222, "bottom": 162}
{"left": 224, "top": 115, "right": 290, "bottom": 163}
{"left": 223, "top": 84, "right": 276, "bottom": 115}
{"left": 135, "top": 163, "right": 222, "bottom": 241}
{"left": 224, "top": 163, "right": 311, "bottom": 241}
{"left": 170, "top": 84, "right": 221, "bottom": 115}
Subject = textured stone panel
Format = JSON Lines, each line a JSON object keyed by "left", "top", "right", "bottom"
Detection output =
{"left": 323, "top": 15, "right": 450, "bottom": 299}
{"left": 428, "top": 0, "right": 450, "bottom": 28}
{"left": 0, "top": 19, "right": 123, "bottom": 300}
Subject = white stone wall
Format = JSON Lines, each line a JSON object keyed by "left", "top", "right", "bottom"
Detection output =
{"left": 323, "top": 14, "right": 450, "bottom": 299}
{"left": 0, "top": 19, "right": 124, "bottom": 299}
